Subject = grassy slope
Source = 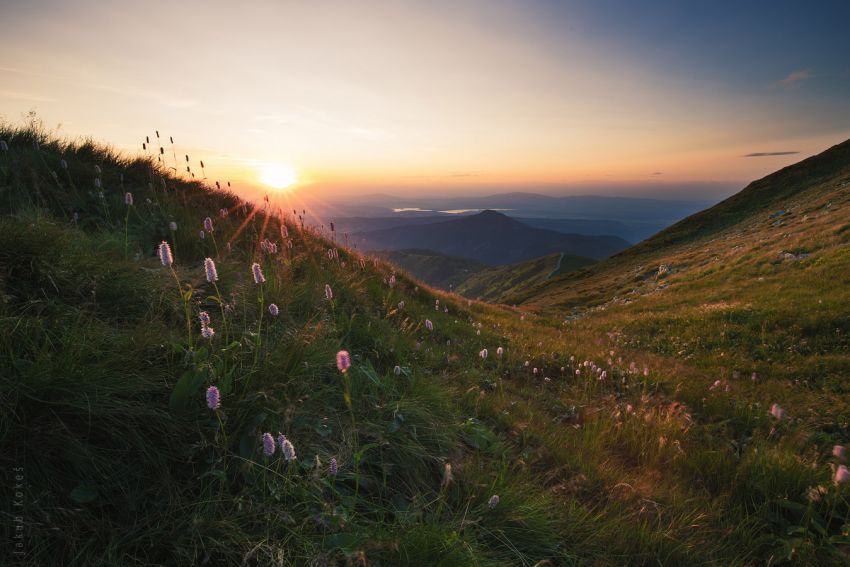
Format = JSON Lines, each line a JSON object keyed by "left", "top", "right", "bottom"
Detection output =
{"left": 375, "top": 248, "right": 489, "bottom": 290}
{"left": 515, "top": 138, "right": 850, "bottom": 308}
{"left": 457, "top": 253, "right": 597, "bottom": 303}
{"left": 511, "top": 139, "right": 850, "bottom": 388}
{"left": 3, "top": 125, "right": 850, "bottom": 566}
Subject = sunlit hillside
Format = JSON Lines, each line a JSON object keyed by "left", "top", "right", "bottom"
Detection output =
{"left": 511, "top": 139, "right": 850, "bottom": 389}
{"left": 3, "top": 125, "right": 850, "bottom": 566}
{"left": 456, "top": 253, "right": 596, "bottom": 303}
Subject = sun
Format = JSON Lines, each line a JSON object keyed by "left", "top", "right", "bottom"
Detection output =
{"left": 258, "top": 163, "right": 298, "bottom": 190}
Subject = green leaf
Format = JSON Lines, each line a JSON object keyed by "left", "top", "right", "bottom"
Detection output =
{"left": 170, "top": 369, "right": 206, "bottom": 409}
{"left": 219, "top": 366, "right": 235, "bottom": 396}
{"left": 314, "top": 422, "right": 332, "bottom": 437}
{"left": 775, "top": 498, "right": 808, "bottom": 513}
{"left": 387, "top": 412, "right": 404, "bottom": 434}
{"left": 353, "top": 443, "right": 379, "bottom": 465}
{"left": 324, "top": 532, "right": 364, "bottom": 555}
{"left": 193, "top": 347, "right": 209, "bottom": 363}
{"left": 200, "top": 469, "right": 227, "bottom": 483}
{"left": 238, "top": 412, "right": 268, "bottom": 459}
{"left": 828, "top": 534, "right": 850, "bottom": 545}
{"left": 11, "top": 358, "right": 33, "bottom": 372}
{"left": 69, "top": 485, "right": 98, "bottom": 504}
{"left": 357, "top": 364, "right": 382, "bottom": 386}
{"left": 461, "top": 418, "right": 501, "bottom": 453}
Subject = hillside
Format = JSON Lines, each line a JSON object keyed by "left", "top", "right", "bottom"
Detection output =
{"left": 374, "top": 249, "right": 595, "bottom": 300}
{"left": 512, "top": 137, "right": 850, "bottom": 388}
{"left": 0, "top": 126, "right": 570, "bottom": 565}
{"left": 4, "top": 125, "right": 850, "bottom": 566}
{"left": 455, "top": 253, "right": 596, "bottom": 303}
{"left": 375, "top": 248, "right": 488, "bottom": 290}
{"left": 352, "top": 209, "right": 629, "bottom": 265}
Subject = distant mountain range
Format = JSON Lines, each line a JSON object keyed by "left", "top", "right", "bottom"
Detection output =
{"left": 303, "top": 192, "right": 713, "bottom": 244}
{"left": 352, "top": 210, "right": 629, "bottom": 265}
{"left": 326, "top": 215, "right": 661, "bottom": 244}
{"left": 317, "top": 191, "right": 713, "bottom": 224}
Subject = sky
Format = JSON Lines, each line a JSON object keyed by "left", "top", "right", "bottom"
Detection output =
{"left": 1, "top": 0, "right": 849, "bottom": 202}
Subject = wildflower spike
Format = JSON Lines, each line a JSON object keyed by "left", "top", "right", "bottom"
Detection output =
{"left": 204, "top": 258, "right": 218, "bottom": 283}
{"left": 262, "top": 433, "right": 275, "bottom": 457}
{"left": 251, "top": 262, "right": 265, "bottom": 284}
{"left": 836, "top": 465, "right": 850, "bottom": 485}
{"left": 281, "top": 437, "right": 296, "bottom": 461}
{"left": 159, "top": 241, "right": 173, "bottom": 267}
{"left": 336, "top": 350, "right": 351, "bottom": 373}
{"left": 206, "top": 386, "right": 220, "bottom": 410}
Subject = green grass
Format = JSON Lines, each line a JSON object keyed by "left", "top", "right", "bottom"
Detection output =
{"left": 376, "top": 248, "right": 490, "bottom": 291}
{"left": 456, "top": 253, "right": 596, "bottom": 303}
{"left": 3, "top": 122, "right": 850, "bottom": 565}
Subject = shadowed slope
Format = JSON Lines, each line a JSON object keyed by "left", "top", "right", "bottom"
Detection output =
{"left": 353, "top": 209, "right": 629, "bottom": 264}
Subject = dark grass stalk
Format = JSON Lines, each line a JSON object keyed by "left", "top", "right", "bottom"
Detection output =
{"left": 97, "top": 181, "right": 113, "bottom": 225}
{"left": 0, "top": 146, "right": 9, "bottom": 181}
{"left": 169, "top": 226, "right": 178, "bottom": 261}
{"left": 215, "top": 411, "right": 230, "bottom": 489}
{"left": 168, "top": 264, "right": 193, "bottom": 350}
{"left": 212, "top": 282, "right": 229, "bottom": 344}
{"left": 253, "top": 282, "right": 265, "bottom": 369}
{"left": 210, "top": 230, "right": 221, "bottom": 260}
{"left": 124, "top": 204, "right": 131, "bottom": 259}
{"left": 341, "top": 371, "right": 360, "bottom": 513}
{"left": 170, "top": 136, "right": 179, "bottom": 174}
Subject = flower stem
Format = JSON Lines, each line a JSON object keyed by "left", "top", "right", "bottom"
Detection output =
{"left": 213, "top": 282, "right": 228, "bottom": 344}
{"left": 343, "top": 372, "right": 359, "bottom": 512}
{"left": 123, "top": 206, "right": 130, "bottom": 259}
{"left": 170, "top": 266, "right": 192, "bottom": 349}
{"left": 253, "top": 284, "right": 264, "bottom": 367}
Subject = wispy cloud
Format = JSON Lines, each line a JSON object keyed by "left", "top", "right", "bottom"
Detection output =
{"left": 651, "top": 171, "right": 662, "bottom": 176}
{"left": 776, "top": 69, "right": 812, "bottom": 88}
{"left": 256, "top": 110, "right": 392, "bottom": 141}
{"left": 88, "top": 83, "right": 197, "bottom": 109}
{"left": 742, "top": 151, "right": 799, "bottom": 157}
{"left": 0, "top": 90, "right": 56, "bottom": 103}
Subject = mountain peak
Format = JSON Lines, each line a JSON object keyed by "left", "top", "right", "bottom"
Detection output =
{"left": 475, "top": 209, "right": 509, "bottom": 218}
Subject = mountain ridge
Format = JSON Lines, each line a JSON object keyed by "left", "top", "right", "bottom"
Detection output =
{"left": 352, "top": 209, "right": 629, "bottom": 265}
{"left": 509, "top": 137, "right": 850, "bottom": 311}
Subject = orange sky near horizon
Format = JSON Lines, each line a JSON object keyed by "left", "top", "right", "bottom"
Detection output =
{"left": 2, "top": 0, "right": 849, "bottom": 202}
